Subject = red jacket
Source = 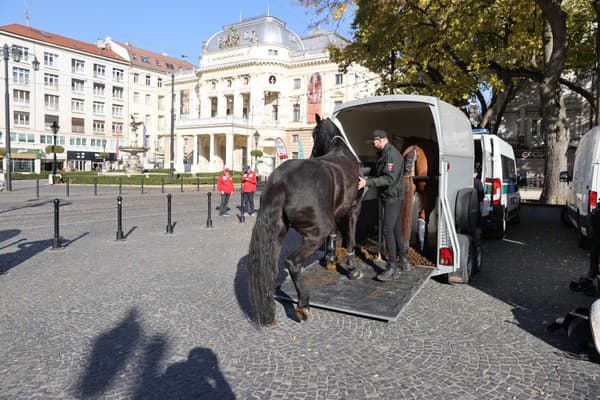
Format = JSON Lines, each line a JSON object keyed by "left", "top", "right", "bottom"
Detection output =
{"left": 217, "top": 173, "right": 234, "bottom": 194}
{"left": 242, "top": 170, "right": 257, "bottom": 193}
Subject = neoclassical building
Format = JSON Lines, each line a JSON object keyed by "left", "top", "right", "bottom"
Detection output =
{"left": 168, "top": 15, "right": 378, "bottom": 175}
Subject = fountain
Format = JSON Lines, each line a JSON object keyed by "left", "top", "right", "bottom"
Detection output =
{"left": 119, "top": 116, "right": 150, "bottom": 174}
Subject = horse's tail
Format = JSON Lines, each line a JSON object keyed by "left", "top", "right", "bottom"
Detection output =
{"left": 247, "top": 183, "right": 286, "bottom": 326}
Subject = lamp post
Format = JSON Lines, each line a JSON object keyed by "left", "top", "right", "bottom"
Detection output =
{"left": 2, "top": 45, "right": 38, "bottom": 191}
{"left": 253, "top": 130, "right": 260, "bottom": 172}
{"left": 169, "top": 72, "right": 175, "bottom": 180}
{"left": 50, "top": 121, "right": 59, "bottom": 183}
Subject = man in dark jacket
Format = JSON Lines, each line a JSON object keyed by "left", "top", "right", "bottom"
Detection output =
{"left": 358, "top": 129, "right": 409, "bottom": 281}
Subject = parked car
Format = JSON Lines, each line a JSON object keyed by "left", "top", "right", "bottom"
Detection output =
{"left": 473, "top": 132, "right": 521, "bottom": 238}
{"left": 560, "top": 126, "right": 600, "bottom": 247}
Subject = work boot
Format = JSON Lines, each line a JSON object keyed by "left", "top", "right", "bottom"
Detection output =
{"left": 377, "top": 262, "right": 399, "bottom": 282}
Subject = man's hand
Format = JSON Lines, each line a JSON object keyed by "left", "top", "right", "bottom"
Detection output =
{"left": 358, "top": 176, "right": 366, "bottom": 190}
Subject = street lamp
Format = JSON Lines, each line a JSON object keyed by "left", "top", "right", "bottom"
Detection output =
{"left": 2, "top": 45, "right": 38, "bottom": 191}
{"left": 253, "top": 130, "right": 260, "bottom": 171}
{"left": 50, "top": 121, "right": 59, "bottom": 183}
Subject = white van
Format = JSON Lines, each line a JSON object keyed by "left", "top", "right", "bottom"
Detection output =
{"left": 473, "top": 133, "right": 521, "bottom": 238}
{"left": 560, "top": 126, "right": 600, "bottom": 247}
{"left": 332, "top": 95, "right": 480, "bottom": 283}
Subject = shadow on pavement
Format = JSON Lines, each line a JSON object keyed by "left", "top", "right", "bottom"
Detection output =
{"left": 471, "top": 212, "right": 596, "bottom": 356}
{"left": 0, "top": 238, "right": 52, "bottom": 275}
{"left": 74, "top": 308, "right": 235, "bottom": 399}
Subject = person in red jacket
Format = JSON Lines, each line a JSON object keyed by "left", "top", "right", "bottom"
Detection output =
{"left": 217, "top": 167, "right": 234, "bottom": 216}
{"left": 241, "top": 165, "right": 257, "bottom": 216}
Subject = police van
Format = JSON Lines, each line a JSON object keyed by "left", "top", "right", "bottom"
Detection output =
{"left": 560, "top": 126, "right": 600, "bottom": 247}
{"left": 473, "top": 131, "right": 521, "bottom": 238}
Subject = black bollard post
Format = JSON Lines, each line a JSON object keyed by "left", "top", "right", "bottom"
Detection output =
{"left": 52, "top": 198, "right": 62, "bottom": 249}
{"left": 161, "top": 176, "right": 165, "bottom": 193}
{"left": 180, "top": 177, "right": 184, "bottom": 192}
{"left": 166, "top": 194, "right": 173, "bottom": 233}
{"left": 240, "top": 186, "right": 245, "bottom": 223}
{"left": 212, "top": 176, "right": 216, "bottom": 191}
{"left": 119, "top": 177, "right": 122, "bottom": 195}
{"left": 206, "top": 192, "right": 213, "bottom": 228}
{"left": 141, "top": 176, "right": 144, "bottom": 194}
{"left": 36, "top": 177, "right": 39, "bottom": 199}
{"left": 94, "top": 177, "right": 97, "bottom": 196}
{"left": 196, "top": 177, "right": 200, "bottom": 191}
{"left": 116, "top": 195, "right": 125, "bottom": 240}
{"left": 66, "top": 178, "right": 70, "bottom": 197}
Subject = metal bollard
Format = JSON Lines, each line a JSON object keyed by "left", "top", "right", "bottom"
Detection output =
{"left": 36, "top": 177, "right": 39, "bottom": 199}
{"left": 52, "top": 198, "right": 62, "bottom": 249}
{"left": 180, "top": 177, "right": 184, "bottom": 192}
{"left": 94, "top": 177, "right": 97, "bottom": 196}
{"left": 119, "top": 177, "right": 122, "bottom": 195}
{"left": 240, "top": 188, "right": 245, "bottom": 223}
{"left": 66, "top": 178, "right": 70, "bottom": 197}
{"left": 196, "top": 177, "right": 200, "bottom": 191}
{"left": 141, "top": 176, "right": 144, "bottom": 194}
{"left": 166, "top": 194, "right": 174, "bottom": 233}
{"left": 161, "top": 176, "right": 165, "bottom": 193}
{"left": 206, "top": 192, "right": 213, "bottom": 228}
{"left": 116, "top": 195, "right": 125, "bottom": 240}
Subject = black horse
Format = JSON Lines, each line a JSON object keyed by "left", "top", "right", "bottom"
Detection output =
{"left": 247, "top": 115, "right": 363, "bottom": 326}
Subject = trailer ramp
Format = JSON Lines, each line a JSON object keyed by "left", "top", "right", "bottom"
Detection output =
{"left": 276, "top": 262, "right": 434, "bottom": 322}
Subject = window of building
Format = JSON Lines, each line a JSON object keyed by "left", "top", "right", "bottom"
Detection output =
{"left": 210, "top": 97, "right": 217, "bottom": 117}
{"left": 93, "top": 83, "right": 105, "bottom": 96}
{"left": 226, "top": 96, "right": 233, "bottom": 116}
{"left": 72, "top": 79, "right": 84, "bottom": 92}
{"left": 72, "top": 59, "right": 85, "bottom": 74}
{"left": 93, "top": 63, "right": 106, "bottom": 78}
{"left": 93, "top": 120, "right": 105, "bottom": 133}
{"left": 112, "top": 68, "right": 124, "bottom": 82}
{"left": 44, "top": 115, "right": 59, "bottom": 130}
{"left": 145, "top": 94, "right": 152, "bottom": 105}
{"left": 13, "top": 89, "right": 29, "bottom": 104}
{"left": 133, "top": 92, "right": 140, "bottom": 104}
{"left": 293, "top": 104, "right": 300, "bottom": 122}
{"left": 141, "top": 56, "right": 150, "bottom": 64}
{"left": 145, "top": 115, "right": 151, "bottom": 127}
{"left": 292, "top": 134, "right": 299, "bottom": 143}
{"left": 294, "top": 78, "right": 301, "bottom": 89}
{"left": 44, "top": 52, "right": 58, "bottom": 68}
{"left": 112, "top": 86, "right": 123, "bottom": 99}
{"left": 157, "top": 78, "right": 162, "bottom": 88}
{"left": 44, "top": 73, "right": 58, "bottom": 89}
{"left": 12, "top": 67, "right": 30, "bottom": 84}
{"left": 72, "top": 117, "right": 84, "bottom": 133}
{"left": 292, "top": 152, "right": 298, "bottom": 159}
{"left": 155, "top": 60, "right": 161, "bottom": 67}
{"left": 145, "top": 75, "right": 151, "bottom": 86}
{"left": 158, "top": 96, "right": 165, "bottom": 110}
{"left": 44, "top": 94, "right": 59, "bottom": 110}
{"left": 13, "top": 111, "right": 29, "bottom": 126}
{"left": 93, "top": 101, "right": 105, "bottom": 115}
{"left": 133, "top": 73, "right": 139, "bottom": 84}
{"left": 13, "top": 45, "right": 29, "bottom": 62}
{"left": 112, "top": 104, "right": 123, "bottom": 117}
{"left": 112, "top": 122, "right": 123, "bottom": 135}
{"left": 166, "top": 63, "right": 174, "bottom": 70}
{"left": 272, "top": 104, "right": 278, "bottom": 121}
{"left": 268, "top": 49, "right": 279, "bottom": 56}
{"left": 335, "top": 73, "right": 343, "bottom": 85}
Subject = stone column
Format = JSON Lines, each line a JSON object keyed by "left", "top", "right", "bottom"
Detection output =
{"left": 225, "top": 133, "right": 234, "bottom": 169}
{"left": 175, "top": 135, "right": 185, "bottom": 172}
{"left": 209, "top": 133, "right": 215, "bottom": 171}
{"left": 192, "top": 134, "right": 199, "bottom": 172}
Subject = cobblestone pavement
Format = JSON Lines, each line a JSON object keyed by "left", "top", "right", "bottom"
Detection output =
{"left": 1, "top": 181, "right": 599, "bottom": 399}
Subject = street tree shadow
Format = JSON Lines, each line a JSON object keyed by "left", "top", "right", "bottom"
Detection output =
{"left": 74, "top": 309, "right": 142, "bottom": 399}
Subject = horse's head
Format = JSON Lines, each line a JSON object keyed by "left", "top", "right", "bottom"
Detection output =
{"left": 311, "top": 114, "right": 341, "bottom": 157}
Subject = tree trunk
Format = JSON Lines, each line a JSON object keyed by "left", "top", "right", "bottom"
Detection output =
{"left": 537, "top": 0, "right": 568, "bottom": 205}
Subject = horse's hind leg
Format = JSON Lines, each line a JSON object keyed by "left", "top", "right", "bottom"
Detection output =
{"left": 344, "top": 202, "right": 363, "bottom": 280}
{"left": 286, "top": 230, "right": 331, "bottom": 321}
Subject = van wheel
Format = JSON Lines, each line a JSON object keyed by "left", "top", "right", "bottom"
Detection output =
{"left": 455, "top": 188, "right": 479, "bottom": 234}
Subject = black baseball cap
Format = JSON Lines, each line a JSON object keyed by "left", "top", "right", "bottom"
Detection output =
{"left": 370, "top": 129, "right": 388, "bottom": 141}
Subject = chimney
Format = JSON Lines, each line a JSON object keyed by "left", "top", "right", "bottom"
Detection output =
{"left": 96, "top": 38, "right": 104, "bottom": 49}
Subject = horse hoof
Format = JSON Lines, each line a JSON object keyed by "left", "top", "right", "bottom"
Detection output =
{"left": 326, "top": 262, "right": 337, "bottom": 272}
{"left": 348, "top": 269, "right": 363, "bottom": 280}
{"left": 295, "top": 307, "right": 310, "bottom": 321}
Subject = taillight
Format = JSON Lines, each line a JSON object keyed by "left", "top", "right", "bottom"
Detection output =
{"left": 439, "top": 247, "right": 453, "bottom": 266}
{"left": 589, "top": 190, "right": 598, "bottom": 213}
{"left": 486, "top": 178, "right": 501, "bottom": 206}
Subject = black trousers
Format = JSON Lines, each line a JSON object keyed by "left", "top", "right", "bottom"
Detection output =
{"left": 382, "top": 198, "right": 405, "bottom": 264}
{"left": 219, "top": 193, "right": 230, "bottom": 215}
{"left": 242, "top": 191, "right": 255, "bottom": 214}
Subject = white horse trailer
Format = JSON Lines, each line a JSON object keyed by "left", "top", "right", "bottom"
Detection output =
{"left": 332, "top": 95, "right": 480, "bottom": 283}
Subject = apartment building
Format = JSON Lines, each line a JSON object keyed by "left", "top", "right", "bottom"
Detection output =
{"left": 169, "top": 16, "right": 378, "bottom": 174}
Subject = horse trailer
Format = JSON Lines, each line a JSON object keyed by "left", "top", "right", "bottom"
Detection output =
{"left": 331, "top": 95, "right": 480, "bottom": 283}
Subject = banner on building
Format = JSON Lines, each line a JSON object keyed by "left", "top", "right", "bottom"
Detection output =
{"left": 307, "top": 72, "right": 322, "bottom": 123}
{"left": 180, "top": 89, "right": 190, "bottom": 115}
{"left": 275, "top": 137, "right": 288, "bottom": 160}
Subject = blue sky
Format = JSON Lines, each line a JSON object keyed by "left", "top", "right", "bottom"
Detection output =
{"left": 0, "top": 0, "right": 354, "bottom": 65}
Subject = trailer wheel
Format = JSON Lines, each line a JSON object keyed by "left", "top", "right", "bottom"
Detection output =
{"left": 455, "top": 188, "right": 479, "bottom": 234}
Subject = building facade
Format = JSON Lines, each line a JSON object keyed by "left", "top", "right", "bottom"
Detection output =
{"left": 169, "top": 16, "right": 378, "bottom": 175}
